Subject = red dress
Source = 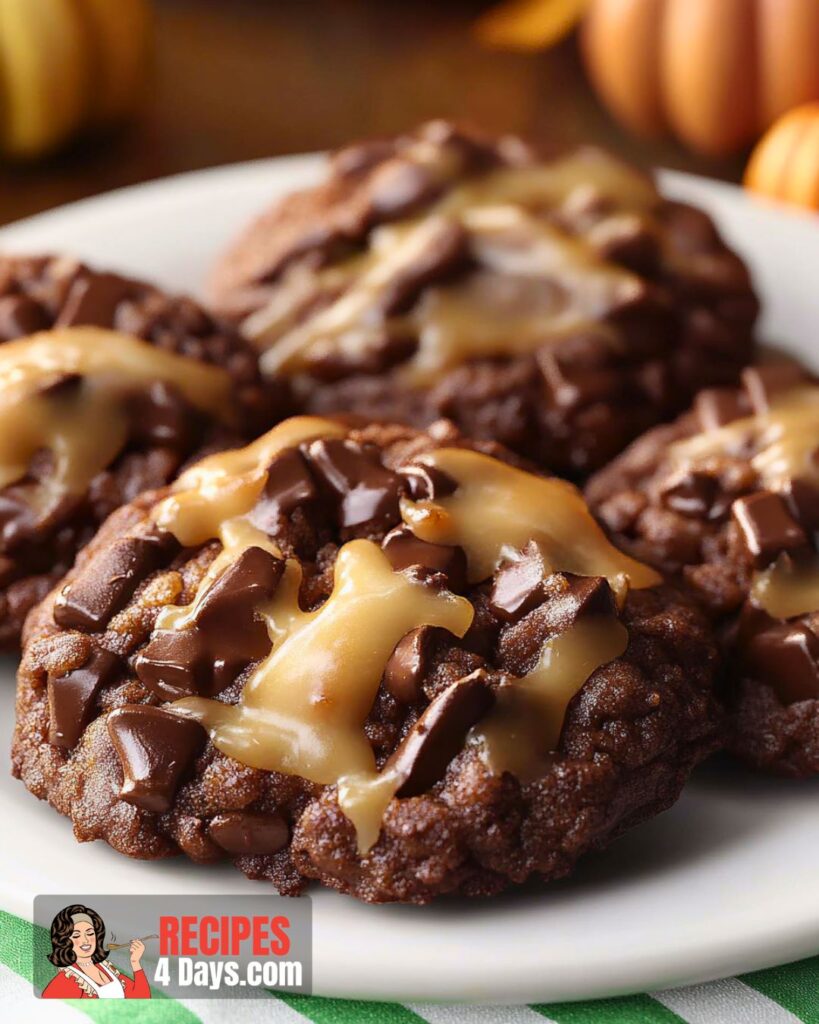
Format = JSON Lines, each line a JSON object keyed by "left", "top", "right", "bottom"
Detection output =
{"left": 42, "top": 961, "right": 150, "bottom": 998}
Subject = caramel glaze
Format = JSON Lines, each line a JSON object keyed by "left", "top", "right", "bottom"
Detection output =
{"left": 672, "top": 385, "right": 819, "bottom": 620}
{"left": 155, "top": 421, "right": 658, "bottom": 852}
{"left": 0, "top": 327, "right": 233, "bottom": 514}
{"left": 251, "top": 150, "right": 663, "bottom": 383}
{"left": 400, "top": 447, "right": 660, "bottom": 594}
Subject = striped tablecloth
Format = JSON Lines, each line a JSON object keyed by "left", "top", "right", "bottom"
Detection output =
{"left": 2, "top": 911, "right": 816, "bottom": 1024}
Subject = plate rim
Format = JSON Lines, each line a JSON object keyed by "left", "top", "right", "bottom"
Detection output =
{"left": 1, "top": 157, "right": 818, "bottom": 1004}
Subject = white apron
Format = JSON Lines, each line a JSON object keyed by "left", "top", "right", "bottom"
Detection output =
{"left": 66, "top": 963, "right": 125, "bottom": 999}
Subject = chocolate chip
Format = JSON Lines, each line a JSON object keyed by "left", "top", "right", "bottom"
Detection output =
{"left": 54, "top": 531, "right": 177, "bottom": 632}
{"left": 136, "top": 546, "right": 283, "bottom": 700}
{"left": 249, "top": 447, "right": 319, "bottom": 533}
{"left": 108, "top": 705, "right": 206, "bottom": 813}
{"left": 196, "top": 546, "right": 283, "bottom": 634}
{"left": 389, "top": 670, "right": 494, "bottom": 797}
{"left": 694, "top": 387, "right": 749, "bottom": 431}
{"left": 741, "top": 364, "right": 807, "bottom": 415}
{"left": 127, "top": 381, "right": 198, "bottom": 449}
{"left": 208, "top": 811, "right": 289, "bottom": 855}
{"left": 38, "top": 372, "right": 83, "bottom": 399}
{"left": 591, "top": 216, "right": 660, "bottom": 274}
{"left": 382, "top": 525, "right": 466, "bottom": 590}
{"left": 55, "top": 271, "right": 132, "bottom": 328}
{"left": 0, "top": 294, "right": 49, "bottom": 339}
{"left": 384, "top": 626, "right": 433, "bottom": 704}
{"left": 490, "top": 541, "right": 547, "bottom": 621}
{"left": 537, "top": 340, "right": 626, "bottom": 411}
{"left": 305, "top": 438, "right": 401, "bottom": 529}
{"left": 732, "top": 491, "right": 809, "bottom": 568}
{"left": 331, "top": 139, "right": 396, "bottom": 178}
{"left": 545, "top": 574, "right": 616, "bottom": 632}
{"left": 367, "top": 160, "right": 440, "bottom": 221}
{"left": 379, "top": 219, "right": 468, "bottom": 316}
{"left": 742, "top": 618, "right": 819, "bottom": 705}
{"left": 660, "top": 470, "right": 720, "bottom": 519}
{"left": 398, "top": 462, "right": 457, "bottom": 501}
{"left": 783, "top": 477, "right": 819, "bottom": 534}
{"left": 47, "top": 648, "right": 122, "bottom": 749}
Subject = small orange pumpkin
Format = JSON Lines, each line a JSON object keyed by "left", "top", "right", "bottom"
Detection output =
{"left": 581, "top": 0, "right": 819, "bottom": 156}
{"left": 744, "top": 103, "right": 819, "bottom": 210}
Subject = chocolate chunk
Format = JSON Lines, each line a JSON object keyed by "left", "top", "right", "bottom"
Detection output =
{"left": 398, "top": 462, "right": 457, "bottom": 501}
{"left": 331, "top": 139, "right": 396, "bottom": 178}
{"left": 660, "top": 470, "right": 720, "bottom": 519}
{"left": 379, "top": 219, "right": 468, "bottom": 315}
{"left": 47, "top": 648, "right": 122, "bottom": 749}
{"left": 783, "top": 477, "right": 819, "bottom": 535}
{"left": 39, "top": 372, "right": 82, "bottom": 399}
{"left": 389, "top": 670, "right": 494, "bottom": 797}
{"left": 136, "top": 546, "right": 283, "bottom": 700}
{"left": 108, "top": 705, "right": 205, "bottom": 813}
{"left": 537, "top": 339, "right": 625, "bottom": 411}
{"left": 305, "top": 438, "right": 401, "bottom": 529}
{"left": 694, "top": 387, "right": 748, "bottom": 431}
{"left": 592, "top": 216, "right": 660, "bottom": 274}
{"left": 490, "top": 541, "right": 547, "bottom": 621}
{"left": 208, "top": 811, "right": 289, "bottom": 855}
{"left": 0, "top": 294, "right": 49, "bottom": 339}
{"left": 249, "top": 448, "right": 318, "bottom": 532}
{"left": 54, "top": 531, "right": 177, "bottom": 632}
{"left": 0, "top": 487, "right": 81, "bottom": 550}
{"left": 136, "top": 629, "right": 206, "bottom": 702}
{"left": 732, "top": 492, "right": 808, "bottom": 569}
{"left": 367, "top": 159, "right": 440, "bottom": 221}
{"left": 196, "top": 546, "right": 283, "bottom": 635}
{"left": 550, "top": 573, "right": 615, "bottom": 626}
{"left": 741, "top": 364, "right": 807, "bottom": 415}
{"left": 382, "top": 525, "right": 466, "bottom": 590}
{"left": 55, "top": 271, "right": 131, "bottom": 328}
{"left": 384, "top": 626, "right": 433, "bottom": 704}
{"left": 743, "top": 619, "right": 819, "bottom": 705}
{"left": 127, "top": 381, "right": 197, "bottom": 449}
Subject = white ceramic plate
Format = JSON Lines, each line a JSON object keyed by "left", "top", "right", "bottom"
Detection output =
{"left": 1, "top": 159, "right": 818, "bottom": 1005}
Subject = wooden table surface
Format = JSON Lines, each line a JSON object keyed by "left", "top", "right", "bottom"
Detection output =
{"left": 0, "top": 0, "right": 748, "bottom": 230}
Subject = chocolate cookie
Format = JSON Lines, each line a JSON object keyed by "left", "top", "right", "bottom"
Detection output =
{"left": 210, "top": 121, "right": 758, "bottom": 477}
{"left": 0, "top": 254, "right": 279, "bottom": 649}
{"left": 587, "top": 364, "right": 819, "bottom": 777}
{"left": 15, "top": 416, "right": 722, "bottom": 903}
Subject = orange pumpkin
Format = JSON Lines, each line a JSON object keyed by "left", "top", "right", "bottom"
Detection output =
{"left": 581, "top": 0, "right": 819, "bottom": 156}
{"left": 744, "top": 103, "right": 819, "bottom": 210}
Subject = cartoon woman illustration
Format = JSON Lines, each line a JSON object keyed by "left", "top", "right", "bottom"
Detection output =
{"left": 41, "top": 904, "right": 151, "bottom": 999}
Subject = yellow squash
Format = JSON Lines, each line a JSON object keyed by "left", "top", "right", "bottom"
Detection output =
{"left": 0, "top": 0, "right": 152, "bottom": 159}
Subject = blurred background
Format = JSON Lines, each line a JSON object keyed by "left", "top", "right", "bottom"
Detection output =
{"left": 2, "top": 0, "right": 819, "bottom": 227}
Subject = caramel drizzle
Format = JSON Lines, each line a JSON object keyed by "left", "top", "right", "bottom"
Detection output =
{"left": 154, "top": 416, "right": 345, "bottom": 547}
{"left": 672, "top": 386, "right": 819, "bottom": 619}
{"left": 154, "top": 425, "right": 654, "bottom": 852}
{"left": 155, "top": 416, "right": 344, "bottom": 629}
{"left": 253, "top": 150, "right": 656, "bottom": 382}
{"left": 155, "top": 416, "right": 473, "bottom": 853}
{"left": 0, "top": 328, "right": 233, "bottom": 512}
{"left": 751, "top": 553, "right": 819, "bottom": 620}
{"left": 399, "top": 447, "right": 660, "bottom": 594}
{"left": 172, "top": 541, "right": 474, "bottom": 852}
{"left": 670, "top": 385, "right": 819, "bottom": 493}
{"left": 473, "top": 616, "right": 628, "bottom": 780}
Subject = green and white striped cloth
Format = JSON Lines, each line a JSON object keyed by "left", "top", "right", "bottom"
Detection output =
{"left": 2, "top": 912, "right": 816, "bottom": 1024}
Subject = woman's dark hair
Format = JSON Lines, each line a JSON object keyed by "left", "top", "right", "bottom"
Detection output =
{"left": 48, "top": 905, "right": 109, "bottom": 966}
